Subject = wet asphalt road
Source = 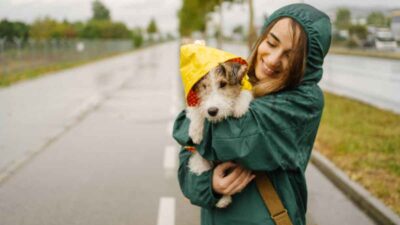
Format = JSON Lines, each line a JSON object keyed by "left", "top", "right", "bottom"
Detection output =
{"left": 0, "top": 42, "right": 199, "bottom": 225}
{"left": 0, "top": 41, "right": 379, "bottom": 225}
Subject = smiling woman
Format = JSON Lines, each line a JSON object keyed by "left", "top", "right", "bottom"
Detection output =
{"left": 248, "top": 17, "right": 308, "bottom": 97}
{"left": 173, "top": 3, "right": 332, "bottom": 225}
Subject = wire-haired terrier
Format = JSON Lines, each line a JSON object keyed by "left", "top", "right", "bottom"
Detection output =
{"left": 186, "top": 61, "right": 253, "bottom": 208}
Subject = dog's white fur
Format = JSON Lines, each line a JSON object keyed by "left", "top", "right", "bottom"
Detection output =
{"left": 186, "top": 62, "right": 253, "bottom": 208}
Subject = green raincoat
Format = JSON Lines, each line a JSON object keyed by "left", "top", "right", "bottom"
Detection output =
{"left": 173, "top": 3, "right": 332, "bottom": 225}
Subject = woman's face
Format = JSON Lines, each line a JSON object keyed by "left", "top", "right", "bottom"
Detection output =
{"left": 255, "top": 18, "right": 299, "bottom": 81}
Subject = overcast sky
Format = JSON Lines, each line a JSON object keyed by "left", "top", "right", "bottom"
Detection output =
{"left": 0, "top": 0, "right": 399, "bottom": 34}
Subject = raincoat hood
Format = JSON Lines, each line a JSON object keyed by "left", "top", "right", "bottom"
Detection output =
{"left": 180, "top": 44, "right": 252, "bottom": 106}
{"left": 262, "top": 3, "right": 332, "bottom": 84}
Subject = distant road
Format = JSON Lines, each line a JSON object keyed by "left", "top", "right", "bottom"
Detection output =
{"left": 321, "top": 54, "right": 400, "bottom": 114}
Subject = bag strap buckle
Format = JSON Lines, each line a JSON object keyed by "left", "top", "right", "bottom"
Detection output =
{"left": 271, "top": 209, "right": 292, "bottom": 225}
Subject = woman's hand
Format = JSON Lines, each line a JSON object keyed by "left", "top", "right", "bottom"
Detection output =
{"left": 212, "top": 162, "right": 255, "bottom": 196}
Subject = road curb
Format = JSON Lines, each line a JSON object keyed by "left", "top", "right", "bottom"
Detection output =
{"left": 311, "top": 150, "right": 400, "bottom": 225}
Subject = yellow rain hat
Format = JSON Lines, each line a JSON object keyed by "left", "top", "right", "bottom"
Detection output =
{"left": 180, "top": 44, "right": 252, "bottom": 106}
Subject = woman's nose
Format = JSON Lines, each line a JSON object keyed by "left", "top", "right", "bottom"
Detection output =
{"left": 267, "top": 51, "right": 282, "bottom": 69}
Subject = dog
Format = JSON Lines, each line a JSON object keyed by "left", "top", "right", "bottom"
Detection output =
{"left": 186, "top": 61, "right": 253, "bottom": 208}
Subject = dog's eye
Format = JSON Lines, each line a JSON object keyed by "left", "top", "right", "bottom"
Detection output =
{"left": 219, "top": 81, "right": 227, "bottom": 88}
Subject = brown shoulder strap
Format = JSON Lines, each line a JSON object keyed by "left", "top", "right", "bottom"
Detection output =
{"left": 255, "top": 172, "right": 293, "bottom": 225}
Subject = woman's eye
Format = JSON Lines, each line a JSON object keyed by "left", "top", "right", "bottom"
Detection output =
{"left": 202, "top": 84, "right": 207, "bottom": 89}
{"left": 219, "top": 81, "right": 227, "bottom": 88}
{"left": 267, "top": 41, "right": 276, "bottom": 47}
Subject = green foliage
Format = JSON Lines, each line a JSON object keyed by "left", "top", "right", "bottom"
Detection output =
{"left": 335, "top": 8, "right": 351, "bottom": 30}
{"left": 317, "top": 92, "right": 400, "bottom": 214}
{"left": 91, "top": 0, "right": 111, "bottom": 21}
{"left": 349, "top": 24, "right": 367, "bottom": 39}
{"left": 0, "top": 0, "right": 157, "bottom": 42}
{"left": 131, "top": 27, "right": 144, "bottom": 47}
{"left": 0, "top": 19, "right": 30, "bottom": 42}
{"left": 29, "top": 17, "right": 82, "bottom": 40}
{"left": 146, "top": 18, "right": 158, "bottom": 34}
{"left": 178, "top": 0, "right": 218, "bottom": 37}
{"left": 81, "top": 20, "right": 131, "bottom": 39}
{"left": 367, "top": 12, "right": 387, "bottom": 27}
{"left": 30, "top": 17, "right": 59, "bottom": 40}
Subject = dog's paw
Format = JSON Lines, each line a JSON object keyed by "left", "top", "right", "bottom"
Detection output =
{"left": 216, "top": 195, "right": 232, "bottom": 208}
{"left": 233, "top": 105, "right": 248, "bottom": 118}
{"left": 233, "top": 91, "right": 253, "bottom": 118}
{"left": 188, "top": 152, "right": 212, "bottom": 175}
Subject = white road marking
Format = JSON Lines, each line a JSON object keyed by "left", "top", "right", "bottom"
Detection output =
{"left": 157, "top": 197, "right": 176, "bottom": 225}
{"left": 164, "top": 146, "right": 177, "bottom": 170}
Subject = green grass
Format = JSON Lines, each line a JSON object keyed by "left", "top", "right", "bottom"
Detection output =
{"left": 315, "top": 92, "right": 400, "bottom": 215}
{"left": 0, "top": 42, "right": 165, "bottom": 87}
{"left": 0, "top": 52, "right": 126, "bottom": 87}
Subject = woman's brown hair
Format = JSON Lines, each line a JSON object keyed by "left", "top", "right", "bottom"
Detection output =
{"left": 247, "top": 17, "right": 308, "bottom": 97}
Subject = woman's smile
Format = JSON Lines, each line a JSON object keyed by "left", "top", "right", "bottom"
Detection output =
{"left": 260, "top": 57, "right": 279, "bottom": 77}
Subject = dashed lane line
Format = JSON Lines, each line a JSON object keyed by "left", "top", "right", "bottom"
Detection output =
{"left": 157, "top": 197, "right": 176, "bottom": 225}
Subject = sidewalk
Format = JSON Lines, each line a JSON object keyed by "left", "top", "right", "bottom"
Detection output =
{"left": 306, "top": 163, "right": 377, "bottom": 225}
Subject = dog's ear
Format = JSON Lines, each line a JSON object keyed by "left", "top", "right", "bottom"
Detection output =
{"left": 229, "top": 62, "right": 248, "bottom": 85}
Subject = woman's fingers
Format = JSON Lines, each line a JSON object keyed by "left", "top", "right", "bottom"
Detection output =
{"left": 212, "top": 163, "right": 255, "bottom": 195}
{"left": 224, "top": 168, "right": 254, "bottom": 195}
{"left": 229, "top": 172, "right": 256, "bottom": 195}
{"left": 213, "top": 162, "right": 238, "bottom": 195}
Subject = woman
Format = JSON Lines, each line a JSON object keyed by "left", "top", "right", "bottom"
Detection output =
{"left": 173, "top": 3, "right": 331, "bottom": 225}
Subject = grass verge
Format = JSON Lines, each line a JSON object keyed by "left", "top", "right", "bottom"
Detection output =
{"left": 329, "top": 46, "right": 400, "bottom": 60}
{"left": 315, "top": 92, "right": 400, "bottom": 215}
{"left": 0, "top": 53, "right": 123, "bottom": 87}
{"left": 0, "top": 43, "right": 162, "bottom": 87}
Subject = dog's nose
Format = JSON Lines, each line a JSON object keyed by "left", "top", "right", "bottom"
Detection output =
{"left": 208, "top": 107, "right": 219, "bottom": 117}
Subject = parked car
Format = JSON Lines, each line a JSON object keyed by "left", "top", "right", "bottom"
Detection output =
{"left": 374, "top": 29, "right": 398, "bottom": 51}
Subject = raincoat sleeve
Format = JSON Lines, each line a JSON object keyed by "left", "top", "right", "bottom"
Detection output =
{"left": 173, "top": 116, "right": 222, "bottom": 208}
{"left": 173, "top": 85, "right": 324, "bottom": 172}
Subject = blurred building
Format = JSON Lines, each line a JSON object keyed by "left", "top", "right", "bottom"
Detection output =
{"left": 391, "top": 9, "right": 400, "bottom": 41}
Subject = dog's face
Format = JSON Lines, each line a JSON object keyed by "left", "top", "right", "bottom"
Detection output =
{"left": 193, "top": 61, "right": 248, "bottom": 122}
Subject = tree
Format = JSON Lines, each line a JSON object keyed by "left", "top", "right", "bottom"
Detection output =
{"left": 178, "top": 0, "right": 217, "bottom": 38}
{"left": 81, "top": 20, "right": 131, "bottom": 39}
{"left": 247, "top": 0, "right": 256, "bottom": 50}
{"left": 91, "top": 0, "right": 111, "bottom": 21}
{"left": 29, "top": 17, "right": 58, "bottom": 40}
{"left": 335, "top": 8, "right": 351, "bottom": 30}
{"left": 147, "top": 18, "right": 158, "bottom": 35}
{"left": 0, "top": 19, "right": 29, "bottom": 42}
{"left": 349, "top": 24, "right": 367, "bottom": 39}
{"left": 131, "top": 27, "right": 144, "bottom": 47}
{"left": 147, "top": 18, "right": 158, "bottom": 41}
{"left": 367, "top": 12, "right": 387, "bottom": 27}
